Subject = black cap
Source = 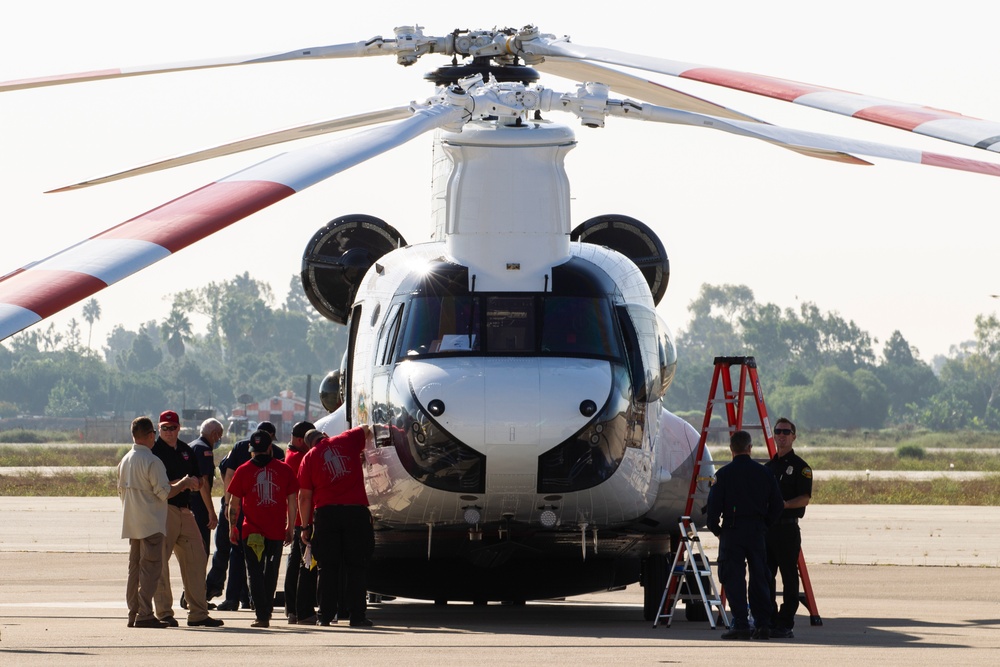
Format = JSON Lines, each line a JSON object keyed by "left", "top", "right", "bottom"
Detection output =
{"left": 291, "top": 421, "right": 315, "bottom": 439}
{"left": 249, "top": 430, "right": 273, "bottom": 452}
{"left": 256, "top": 421, "right": 276, "bottom": 436}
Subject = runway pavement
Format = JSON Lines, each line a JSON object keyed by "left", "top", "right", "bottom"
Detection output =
{"left": 0, "top": 499, "right": 997, "bottom": 665}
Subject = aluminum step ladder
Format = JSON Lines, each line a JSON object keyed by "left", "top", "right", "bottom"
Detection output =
{"left": 653, "top": 516, "right": 729, "bottom": 629}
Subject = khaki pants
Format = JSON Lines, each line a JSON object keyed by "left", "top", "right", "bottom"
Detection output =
{"left": 154, "top": 505, "right": 210, "bottom": 621}
{"left": 126, "top": 532, "right": 163, "bottom": 622}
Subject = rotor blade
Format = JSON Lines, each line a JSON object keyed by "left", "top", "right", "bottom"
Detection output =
{"left": 0, "top": 40, "right": 389, "bottom": 92}
{"left": 536, "top": 57, "right": 868, "bottom": 166}
{"left": 48, "top": 106, "right": 413, "bottom": 192}
{"left": 0, "top": 104, "right": 463, "bottom": 340}
{"left": 521, "top": 36, "right": 1000, "bottom": 154}
{"left": 617, "top": 102, "right": 1000, "bottom": 178}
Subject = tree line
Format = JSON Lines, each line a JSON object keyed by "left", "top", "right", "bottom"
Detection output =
{"left": 0, "top": 273, "right": 346, "bottom": 423}
{"left": 1, "top": 278, "right": 998, "bottom": 431}
{"left": 668, "top": 284, "right": 1000, "bottom": 431}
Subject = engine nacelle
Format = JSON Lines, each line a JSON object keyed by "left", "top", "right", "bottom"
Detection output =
{"left": 301, "top": 214, "right": 406, "bottom": 324}
{"left": 570, "top": 214, "right": 669, "bottom": 305}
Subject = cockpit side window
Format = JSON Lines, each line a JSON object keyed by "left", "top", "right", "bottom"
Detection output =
{"left": 375, "top": 303, "right": 403, "bottom": 367}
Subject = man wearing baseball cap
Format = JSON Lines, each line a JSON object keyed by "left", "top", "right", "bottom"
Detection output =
{"left": 227, "top": 430, "right": 299, "bottom": 628}
{"left": 298, "top": 424, "right": 375, "bottom": 627}
{"left": 151, "top": 410, "right": 223, "bottom": 627}
{"left": 216, "top": 420, "right": 285, "bottom": 611}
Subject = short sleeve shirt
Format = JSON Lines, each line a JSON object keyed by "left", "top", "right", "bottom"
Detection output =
{"left": 152, "top": 438, "right": 198, "bottom": 508}
{"left": 765, "top": 449, "right": 813, "bottom": 519}
{"left": 228, "top": 458, "right": 299, "bottom": 540}
{"left": 190, "top": 437, "right": 216, "bottom": 490}
{"left": 297, "top": 427, "right": 369, "bottom": 508}
{"left": 222, "top": 439, "right": 285, "bottom": 474}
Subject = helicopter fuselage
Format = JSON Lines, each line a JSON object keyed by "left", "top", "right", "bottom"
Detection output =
{"left": 319, "top": 119, "right": 710, "bottom": 604}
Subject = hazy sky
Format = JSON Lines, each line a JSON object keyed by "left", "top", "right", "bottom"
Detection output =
{"left": 2, "top": 1, "right": 998, "bottom": 363}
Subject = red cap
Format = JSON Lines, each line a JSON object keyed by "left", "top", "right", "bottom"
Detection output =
{"left": 159, "top": 410, "right": 180, "bottom": 426}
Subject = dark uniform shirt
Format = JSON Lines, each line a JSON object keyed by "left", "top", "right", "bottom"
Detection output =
{"left": 764, "top": 449, "right": 812, "bottom": 520}
{"left": 707, "top": 454, "right": 784, "bottom": 534}
{"left": 221, "top": 438, "right": 285, "bottom": 476}
{"left": 151, "top": 437, "right": 198, "bottom": 509}
{"left": 190, "top": 436, "right": 217, "bottom": 490}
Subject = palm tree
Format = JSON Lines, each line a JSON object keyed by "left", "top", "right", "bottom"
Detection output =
{"left": 82, "top": 298, "right": 101, "bottom": 350}
{"left": 161, "top": 308, "right": 193, "bottom": 360}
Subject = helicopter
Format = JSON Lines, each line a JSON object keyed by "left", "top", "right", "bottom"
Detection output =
{"left": 3, "top": 23, "right": 1000, "bottom": 620}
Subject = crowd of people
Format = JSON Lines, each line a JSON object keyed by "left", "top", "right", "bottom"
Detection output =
{"left": 115, "top": 369, "right": 377, "bottom": 630}
{"left": 117, "top": 392, "right": 811, "bottom": 635}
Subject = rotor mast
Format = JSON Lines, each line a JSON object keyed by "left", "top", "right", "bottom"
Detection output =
{"left": 432, "top": 120, "right": 577, "bottom": 293}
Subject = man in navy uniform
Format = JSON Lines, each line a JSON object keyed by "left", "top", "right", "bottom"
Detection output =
{"left": 189, "top": 418, "right": 225, "bottom": 555}
{"left": 764, "top": 418, "right": 813, "bottom": 639}
{"left": 707, "top": 430, "right": 783, "bottom": 640}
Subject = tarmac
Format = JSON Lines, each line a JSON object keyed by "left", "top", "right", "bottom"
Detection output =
{"left": 1, "top": 498, "right": 998, "bottom": 665}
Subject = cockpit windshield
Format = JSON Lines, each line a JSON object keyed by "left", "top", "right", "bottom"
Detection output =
{"left": 398, "top": 294, "right": 622, "bottom": 360}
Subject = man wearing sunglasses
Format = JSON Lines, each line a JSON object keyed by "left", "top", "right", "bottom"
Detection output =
{"left": 764, "top": 418, "right": 813, "bottom": 639}
{"left": 151, "top": 410, "right": 224, "bottom": 627}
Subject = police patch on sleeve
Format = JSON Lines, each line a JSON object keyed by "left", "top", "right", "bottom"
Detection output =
{"left": 801, "top": 467, "right": 813, "bottom": 479}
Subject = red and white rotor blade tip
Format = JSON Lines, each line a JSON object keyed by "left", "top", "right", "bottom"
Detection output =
{"left": 634, "top": 104, "right": 1000, "bottom": 179}
{"left": 526, "top": 37, "right": 1000, "bottom": 154}
{"left": 0, "top": 105, "right": 462, "bottom": 341}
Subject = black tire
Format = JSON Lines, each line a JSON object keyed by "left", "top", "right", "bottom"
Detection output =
{"left": 683, "top": 554, "right": 711, "bottom": 621}
{"left": 642, "top": 553, "right": 668, "bottom": 622}
{"left": 684, "top": 598, "right": 709, "bottom": 621}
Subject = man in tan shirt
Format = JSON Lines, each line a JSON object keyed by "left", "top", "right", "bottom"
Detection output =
{"left": 118, "top": 416, "right": 198, "bottom": 628}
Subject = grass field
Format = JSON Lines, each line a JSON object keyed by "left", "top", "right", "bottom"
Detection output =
{"left": 2, "top": 469, "right": 997, "bottom": 504}
{"left": 3, "top": 427, "right": 1000, "bottom": 504}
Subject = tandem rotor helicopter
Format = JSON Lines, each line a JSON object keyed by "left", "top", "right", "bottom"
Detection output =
{"left": 3, "top": 23, "right": 1000, "bottom": 619}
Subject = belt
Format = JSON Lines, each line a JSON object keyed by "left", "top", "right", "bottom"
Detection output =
{"left": 777, "top": 517, "right": 799, "bottom": 525}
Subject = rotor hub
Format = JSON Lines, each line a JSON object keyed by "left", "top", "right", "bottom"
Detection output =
{"left": 424, "top": 58, "right": 539, "bottom": 87}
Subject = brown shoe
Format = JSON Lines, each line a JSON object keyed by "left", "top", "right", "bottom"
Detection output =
{"left": 133, "top": 618, "right": 169, "bottom": 629}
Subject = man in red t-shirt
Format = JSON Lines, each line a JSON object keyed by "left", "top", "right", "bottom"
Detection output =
{"left": 297, "top": 424, "right": 374, "bottom": 627}
{"left": 227, "top": 430, "right": 298, "bottom": 628}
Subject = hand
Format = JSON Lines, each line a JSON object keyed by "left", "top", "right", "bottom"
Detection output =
{"left": 284, "top": 527, "right": 294, "bottom": 546}
{"left": 229, "top": 526, "right": 239, "bottom": 546}
{"left": 208, "top": 514, "right": 218, "bottom": 531}
{"left": 300, "top": 526, "right": 312, "bottom": 546}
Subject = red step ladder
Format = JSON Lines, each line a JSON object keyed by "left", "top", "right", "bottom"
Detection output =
{"left": 683, "top": 356, "right": 822, "bottom": 626}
